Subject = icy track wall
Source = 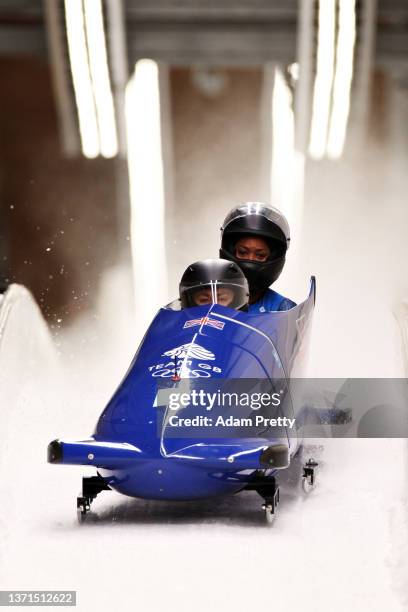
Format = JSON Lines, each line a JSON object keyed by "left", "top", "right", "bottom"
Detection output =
{"left": 0, "top": 284, "right": 57, "bottom": 427}
{"left": 393, "top": 300, "right": 408, "bottom": 608}
{"left": 395, "top": 300, "right": 408, "bottom": 378}
{"left": 0, "top": 285, "right": 59, "bottom": 573}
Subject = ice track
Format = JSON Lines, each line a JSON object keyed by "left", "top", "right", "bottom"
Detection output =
{"left": 0, "top": 282, "right": 407, "bottom": 612}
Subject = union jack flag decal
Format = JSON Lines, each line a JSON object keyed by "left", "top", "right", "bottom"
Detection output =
{"left": 183, "top": 317, "right": 225, "bottom": 330}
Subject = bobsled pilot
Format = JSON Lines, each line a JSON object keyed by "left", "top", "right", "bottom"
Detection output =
{"left": 179, "top": 258, "right": 249, "bottom": 310}
{"left": 220, "top": 202, "right": 296, "bottom": 313}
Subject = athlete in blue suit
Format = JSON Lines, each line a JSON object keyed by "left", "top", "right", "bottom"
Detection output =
{"left": 220, "top": 202, "right": 296, "bottom": 313}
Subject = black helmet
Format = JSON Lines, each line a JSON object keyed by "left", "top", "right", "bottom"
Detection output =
{"left": 220, "top": 202, "right": 290, "bottom": 293}
{"left": 179, "top": 259, "right": 249, "bottom": 310}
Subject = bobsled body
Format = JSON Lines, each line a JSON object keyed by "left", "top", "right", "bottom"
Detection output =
{"left": 49, "top": 278, "right": 315, "bottom": 503}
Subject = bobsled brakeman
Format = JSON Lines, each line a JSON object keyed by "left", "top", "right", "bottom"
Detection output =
{"left": 48, "top": 259, "right": 318, "bottom": 523}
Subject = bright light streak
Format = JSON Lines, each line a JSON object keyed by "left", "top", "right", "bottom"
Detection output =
{"left": 64, "top": 0, "right": 99, "bottom": 158}
{"left": 308, "top": 0, "right": 336, "bottom": 159}
{"left": 271, "top": 67, "right": 305, "bottom": 238}
{"left": 271, "top": 68, "right": 295, "bottom": 204}
{"left": 125, "top": 60, "right": 168, "bottom": 327}
{"left": 83, "top": 0, "right": 118, "bottom": 158}
{"left": 327, "top": 0, "right": 356, "bottom": 159}
{"left": 288, "top": 62, "right": 299, "bottom": 81}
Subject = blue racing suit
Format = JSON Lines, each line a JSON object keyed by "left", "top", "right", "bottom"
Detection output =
{"left": 248, "top": 288, "right": 296, "bottom": 314}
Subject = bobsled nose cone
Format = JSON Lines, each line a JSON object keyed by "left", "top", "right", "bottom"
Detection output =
{"left": 47, "top": 439, "right": 63, "bottom": 463}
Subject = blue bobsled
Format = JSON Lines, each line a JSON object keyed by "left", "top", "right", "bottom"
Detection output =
{"left": 48, "top": 277, "right": 316, "bottom": 522}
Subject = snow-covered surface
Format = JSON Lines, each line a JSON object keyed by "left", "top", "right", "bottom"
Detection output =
{"left": 0, "top": 275, "right": 407, "bottom": 612}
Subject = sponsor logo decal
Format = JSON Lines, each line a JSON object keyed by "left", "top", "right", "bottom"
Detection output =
{"left": 183, "top": 317, "right": 225, "bottom": 330}
{"left": 148, "top": 342, "right": 222, "bottom": 378}
{"left": 163, "top": 343, "right": 215, "bottom": 361}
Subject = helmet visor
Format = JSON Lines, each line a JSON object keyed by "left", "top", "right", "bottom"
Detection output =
{"left": 181, "top": 280, "right": 248, "bottom": 310}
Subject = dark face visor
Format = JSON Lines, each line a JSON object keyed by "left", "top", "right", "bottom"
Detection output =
{"left": 180, "top": 280, "right": 249, "bottom": 310}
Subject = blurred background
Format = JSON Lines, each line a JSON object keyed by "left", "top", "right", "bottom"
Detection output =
{"left": 0, "top": 0, "right": 407, "bottom": 374}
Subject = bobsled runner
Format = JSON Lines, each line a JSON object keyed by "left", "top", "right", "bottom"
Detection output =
{"left": 48, "top": 277, "right": 318, "bottom": 524}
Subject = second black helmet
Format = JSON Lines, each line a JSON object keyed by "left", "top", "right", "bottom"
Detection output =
{"left": 179, "top": 258, "right": 249, "bottom": 310}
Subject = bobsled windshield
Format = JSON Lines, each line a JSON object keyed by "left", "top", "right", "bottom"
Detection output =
{"left": 180, "top": 280, "right": 248, "bottom": 310}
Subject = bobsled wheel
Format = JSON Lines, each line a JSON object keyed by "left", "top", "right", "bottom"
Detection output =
{"left": 77, "top": 496, "right": 90, "bottom": 523}
{"left": 302, "top": 458, "right": 318, "bottom": 494}
{"left": 301, "top": 476, "right": 314, "bottom": 494}
{"left": 263, "top": 504, "right": 276, "bottom": 525}
{"left": 76, "top": 476, "right": 111, "bottom": 523}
